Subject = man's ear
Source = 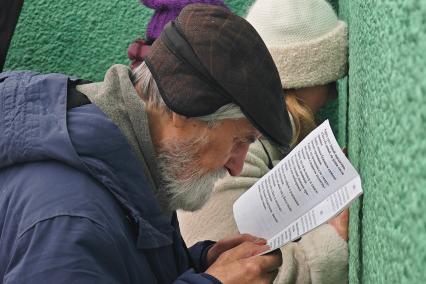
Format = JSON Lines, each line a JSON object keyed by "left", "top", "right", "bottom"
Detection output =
{"left": 171, "top": 112, "right": 188, "bottom": 128}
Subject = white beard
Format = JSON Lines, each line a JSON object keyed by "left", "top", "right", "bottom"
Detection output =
{"left": 157, "top": 135, "right": 227, "bottom": 212}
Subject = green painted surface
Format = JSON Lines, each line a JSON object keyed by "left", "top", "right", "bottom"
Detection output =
{"left": 5, "top": 0, "right": 426, "bottom": 283}
{"left": 339, "top": 0, "right": 426, "bottom": 283}
{"left": 4, "top": 0, "right": 254, "bottom": 80}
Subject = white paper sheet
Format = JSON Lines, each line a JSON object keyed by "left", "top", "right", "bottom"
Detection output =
{"left": 233, "top": 120, "right": 363, "bottom": 251}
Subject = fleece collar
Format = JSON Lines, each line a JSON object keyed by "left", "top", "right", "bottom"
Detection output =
{"left": 77, "top": 64, "right": 162, "bottom": 192}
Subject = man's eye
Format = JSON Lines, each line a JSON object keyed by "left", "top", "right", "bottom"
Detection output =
{"left": 240, "top": 137, "right": 256, "bottom": 144}
{"left": 248, "top": 136, "right": 257, "bottom": 144}
{"left": 233, "top": 136, "right": 257, "bottom": 145}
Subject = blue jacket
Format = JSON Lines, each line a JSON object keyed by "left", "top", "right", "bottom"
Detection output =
{"left": 0, "top": 71, "right": 220, "bottom": 284}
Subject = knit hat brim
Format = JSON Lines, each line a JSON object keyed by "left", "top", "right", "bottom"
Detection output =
{"left": 268, "top": 21, "right": 348, "bottom": 89}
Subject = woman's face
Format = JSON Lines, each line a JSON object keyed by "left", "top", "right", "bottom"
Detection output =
{"left": 286, "top": 83, "right": 337, "bottom": 114}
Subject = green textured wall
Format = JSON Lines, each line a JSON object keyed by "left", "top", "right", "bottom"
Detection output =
{"left": 5, "top": 0, "right": 426, "bottom": 283}
{"left": 337, "top": 1, "right": 426, "bottom": 283}
{"left": 4, "top": 0, "right": 254, "bottom": 80}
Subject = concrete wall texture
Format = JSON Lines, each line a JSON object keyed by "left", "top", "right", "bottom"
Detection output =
{"left": 4, "top": 0, "right": 426, "bottom": 283}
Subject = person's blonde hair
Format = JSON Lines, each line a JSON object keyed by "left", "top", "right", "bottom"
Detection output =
{"left": 285, "top": 93, "right": 317, "bottom": 147}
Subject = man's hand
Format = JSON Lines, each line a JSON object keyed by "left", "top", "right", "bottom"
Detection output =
{"left": 206, "top": 240, "right": 282, "bottom": 284}
{"left": 328, "top": 209, "right": 349, "bottom": 241}
{"left": 206, "top": 234, "right": 266, "bottom": 267}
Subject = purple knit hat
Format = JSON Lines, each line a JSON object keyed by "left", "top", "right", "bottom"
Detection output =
{"left": 128, "top": 0, "right": 228, "bottom": 69}
{"left": 143, "top": 0, "right": 228, "bottom": 42}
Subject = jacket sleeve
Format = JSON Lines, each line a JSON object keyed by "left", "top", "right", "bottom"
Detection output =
{"left": 188, "top": 240, "right": 216, "bottom": 272}
{"left": 173, "top": 241, "right": 222, "bottom": 284}
{"left": 4, "top": 215, "right": 128, "bottom": 284}
{"left": 174, "top": 269, "right": 221, "bottom": 284}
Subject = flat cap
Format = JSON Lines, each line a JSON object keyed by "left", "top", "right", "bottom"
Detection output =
{"left": 145, "top": 3, "right": 292, "bottom": 147}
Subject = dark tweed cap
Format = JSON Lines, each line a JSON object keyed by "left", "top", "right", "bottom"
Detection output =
{"left": 145, "top": 4, "right": 292, "bottom": 147}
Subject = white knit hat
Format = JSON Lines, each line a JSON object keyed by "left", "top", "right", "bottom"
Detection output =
{"left": 246, "top": 0, "right": 348, "bottom": 89}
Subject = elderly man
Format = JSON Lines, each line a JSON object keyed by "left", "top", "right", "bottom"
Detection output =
{"left": 0, "top": 4, "right": 292, "bottom": 284}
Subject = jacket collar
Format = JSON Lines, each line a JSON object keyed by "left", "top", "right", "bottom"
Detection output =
{"left": 76, "top": 64, "right": 162, "bottom": 193}
{"left": 68, "top": 97, "right": 175, "bottom": 249}
{"left": 0, "top": 70, "right": 174, "bottom": 249}
{"left": 73, "top": 65, "right": 176, "bottom": 248}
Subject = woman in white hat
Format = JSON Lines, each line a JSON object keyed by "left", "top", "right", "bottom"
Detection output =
{"left": 178, "top": 0, "right": 349, "bottom": 283}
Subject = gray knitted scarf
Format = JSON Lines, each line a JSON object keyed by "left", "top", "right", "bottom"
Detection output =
{"left": 76, "top": 64, "right": 161, "bottom": 192}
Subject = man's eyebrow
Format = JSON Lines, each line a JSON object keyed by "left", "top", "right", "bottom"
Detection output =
{"left": 244, "top": 134, "right": 258, "bottom": 143}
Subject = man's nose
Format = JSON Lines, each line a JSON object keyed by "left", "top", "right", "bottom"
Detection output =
{"left": 225, "top": 144, "right": 250, "bottom": 176}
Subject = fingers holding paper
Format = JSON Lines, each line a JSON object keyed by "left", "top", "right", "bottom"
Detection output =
{"left": 206, "top": 241, "right": 282, "bottom": 284}
{"left": 206, "top": 233, "right": 267, "bottom": 266}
